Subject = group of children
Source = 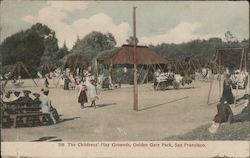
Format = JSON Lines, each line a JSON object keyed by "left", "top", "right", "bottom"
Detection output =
{"left": 44, "top": 70, "right": 99, "bottom": 109}
{"left": 77, "top": 77, "right": 98, "bottom": 109}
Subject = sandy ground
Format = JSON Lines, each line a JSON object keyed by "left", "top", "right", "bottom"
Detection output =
{"left": 1, "top": 78, "right": 248, "bottom": 141}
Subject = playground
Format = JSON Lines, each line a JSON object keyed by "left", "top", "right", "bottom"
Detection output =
{"left": 1, "top": 78, "right": 247, "bottom": 141}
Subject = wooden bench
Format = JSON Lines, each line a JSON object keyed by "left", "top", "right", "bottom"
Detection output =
{"left": 9, "top": 112, "right": 51, "bottom": 128}
{"left": 4, "top": 107, "right": 41, "bottom": 114}
{"left": 5, "top": 102, "right": 40, "bottom": 108}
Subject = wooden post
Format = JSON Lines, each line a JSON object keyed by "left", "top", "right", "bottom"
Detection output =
{"left": 94, "top": 58, "right": 99, "bottom": 83}
{"left": 244, "top": 50, "right": 248, "bottom": 94}
{"left": 234, "top": 49, "right": 245, "bottom": 105}
{"left": 20, "top": 62, "right": 38, "bottom": 87}
{"left": 133, "top": 7, "right": 138, "bottom": 111}
{"left": 218, "top": 51, "right": 222, "bottom": 99}
{"left": 207, "top": 61, "right": 216, "bottom": 105}
{"left": 138, "top": 65, "right": 144, "bottom": 84}
{"left": 207, "top": 72, "right": 214, "bottom": 105}
{"left": 157, "top": 64, "right": 163, "bottom": 72}
{"left": 141, "top": 65, "right": 149, "bottom": 84}
{"left": 248, "top": 51, "right": 250, "bottom": 95}
{"left": 108, "top": 63, "right": 113, "bottom": 89}
{"left": 249, "top": 67, "right": 250, "bottom": 95}
{"left": 147, "top": 65, "right": 149, "bottom": 83}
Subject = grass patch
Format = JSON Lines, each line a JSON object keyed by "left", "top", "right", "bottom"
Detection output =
{"left": 164, "top": 121, "right": 250, "bottom": 140}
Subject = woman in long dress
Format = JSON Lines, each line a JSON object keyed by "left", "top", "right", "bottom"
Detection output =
{"left": 64, "top": 76, "right": 70, "bottom": 90}
{"left": 85, "top": 78, "right": 98, "bottom": 108}
{"left": 221, "top": 74, "right": 234, "bottom": 104}
{"left": 77, "top": 82, "right": 88, "bottom": 109}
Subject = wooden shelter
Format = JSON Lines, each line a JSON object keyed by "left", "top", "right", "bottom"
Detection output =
{"left": 97, "top": 44, "right": 168, "bottom": 110}
{"left": 97, "top": 45, "right": 168, "bottom": 83}
{"left": 97, "top": 45, "right": 168, "bottom": 65}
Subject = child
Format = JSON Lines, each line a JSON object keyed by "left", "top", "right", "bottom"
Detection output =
{"left": 77, "top": 81, "right": 88, "bottom": 109}
{"left": 70, "top": 77, "right": 76, "bottom": 90}
{"left": 86, "top": 79, "right": 99, "bottom": 108}
{"left": 44, "top": 77, "right": 49, "bottom": 88}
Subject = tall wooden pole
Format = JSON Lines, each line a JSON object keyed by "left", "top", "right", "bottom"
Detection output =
{"left": 133, "top": 7, "right": 138, "bottom": 111}
{"left": 218, "top": 52, "right": 222, "bottom": 99}
{"left": 234, "top": 49, "right": 245, "bottom": 105}
{"left": 20, "top": 62, "right": 38, "bottom": 87}
{"left": 109, "top": 63, "right": 113, "bottom": 89}
{"left": 244, "top": 49, "right": 247, "bottom": 94}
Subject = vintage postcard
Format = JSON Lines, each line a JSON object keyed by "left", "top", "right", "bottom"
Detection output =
{"left": 0, "top": 0, "right": 249, "bottom": 157}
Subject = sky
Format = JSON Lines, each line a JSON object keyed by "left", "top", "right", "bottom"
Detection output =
{"left": 0, "top": 1, "right": 249, "bottom": 49}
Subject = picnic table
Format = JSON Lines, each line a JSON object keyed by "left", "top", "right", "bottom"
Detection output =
{"left": 2, "top": 102, "right": 52, "bottom": 128}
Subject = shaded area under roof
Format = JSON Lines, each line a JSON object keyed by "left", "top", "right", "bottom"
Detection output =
{"left": 97, "top": 45, "right": 168, "bottom": 65}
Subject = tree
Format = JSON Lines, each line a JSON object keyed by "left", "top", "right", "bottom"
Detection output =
{"left": 0, "top": 30, "right": 45, "bottom": 77}
{"left": 240, "top": 38, "right": 249, "bottom": 47}
{"left": 149, "top": 37, "right": 227, "bottom": 61}
{"left": 224, "top": 31, "right": 238, "bottom": 43}
{"left": 56, "top": 41, "right": 70, "bottom": 60}
{"left": 223, "top": 31, "right": 240, "bottom": 48}
{"left": 28, "top": 23, "right": 59, "bottom": 64}
{"left": 126, "top": 36, "right": 139, "bottom": 45}
{"left": 71, "top": 31, "right": 117, "bottom": 65}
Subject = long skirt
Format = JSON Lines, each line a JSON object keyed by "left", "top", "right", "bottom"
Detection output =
{"left": 78, "top": 91, "right": 88, "bottom": 103}
{"left": 64, "top": 80, "right": 69, "bottom": 90}
{"left": 222, "top": 86, "right": 234, "bottom": 104}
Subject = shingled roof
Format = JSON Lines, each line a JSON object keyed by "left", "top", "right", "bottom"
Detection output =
{"left": 97, "top": 45, "right": 168, "bottom": 65}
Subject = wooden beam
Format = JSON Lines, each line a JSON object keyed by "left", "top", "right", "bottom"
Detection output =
{"left": 244, "top": 50, "right": 248, "bottom": 94}
{"left": 207, "top": 72, "right": 214, "bottom": 105}
{"left": 20, "top": 62, "right": 38, "bottom": 87}
{"left": 137, "top": 65, "right": 144, "bottom": 84}
{"left": 218, "top": 52, "right": 222, "bottom": 99}
{"left": 133, "top": 6, "right": 138, "bottom": 111}
{"left": 207, "top": 59, "right": 217, "bottom": 105}
{"left": 108, "top": 63, "right": 113, "bottom": 88}
{"left": 234, "top": 49, "right": 245, "bottom": 105}
{"left": 141, "top": 65, "right": 149, "bottom": 84}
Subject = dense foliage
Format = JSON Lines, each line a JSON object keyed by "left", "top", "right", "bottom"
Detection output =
{"left": 149, "top": 37, "right": 249, "bottom": 60}
{"left": 70, "top": 31, "right": 117, "bottom": 65}
{"left": 0, "top": 23, "right": 70, "bottom": 77}
{"left": 0, "top": 30, "right": 45, "bottom": 76}
{"left": 0, "top": 21, "right": 248, "bottom": 79}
